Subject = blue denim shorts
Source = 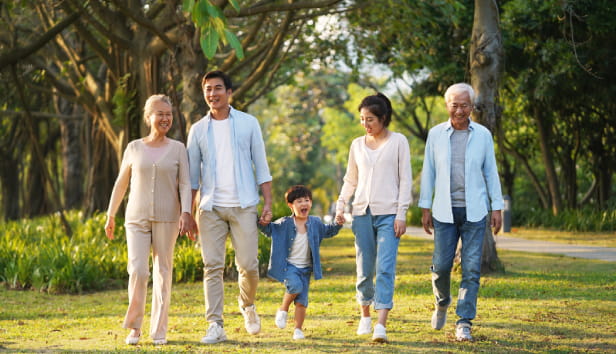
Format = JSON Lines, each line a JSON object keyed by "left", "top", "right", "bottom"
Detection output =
{"left": 284, "top": 263, "right": 312, "bottom": 307}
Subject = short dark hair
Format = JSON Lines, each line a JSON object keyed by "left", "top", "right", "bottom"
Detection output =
{"left": 358, "top": 92, "right": 393, "bottom": 127}
{"left": 202, "top": 70, "right": 233, "bottom": 91}
{"left": 285, "top": 185, "right": 312, "bottom": 204}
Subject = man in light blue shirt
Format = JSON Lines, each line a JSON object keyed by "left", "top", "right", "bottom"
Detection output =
{"left": 187, "top": 70, "right": 273, "bottom": 344}
{"left": 418, "top": 83, "right": 503, "bottom": 342}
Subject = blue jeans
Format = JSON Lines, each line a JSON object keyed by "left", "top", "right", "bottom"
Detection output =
{"left": 352, "top": 209, "right": 399, "bottom": 310}
{"left": 431, "top": 207, "right": 486, "bottom": 325}
{"left": 284, "top": 263, "right": 312, "bottom": 307}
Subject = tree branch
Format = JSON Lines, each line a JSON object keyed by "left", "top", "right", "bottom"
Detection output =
{"left": 230, "top": 0, "right": 343, "bottom": 17}
{"left": 0, "top": 11, "right": 81, "bottom": 70}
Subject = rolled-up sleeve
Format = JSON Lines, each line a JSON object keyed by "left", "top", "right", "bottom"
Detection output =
{"left": 187, "top": 123, "right": 202, "bottom": 191}
{"left": 250, "top": 119, "right": 272, "bottom": 185}
{"left": 483, "top": 132, "right": 504, "bottom": 211}
{"left": 418, "top": 131, "right": 435, "bottom": 210}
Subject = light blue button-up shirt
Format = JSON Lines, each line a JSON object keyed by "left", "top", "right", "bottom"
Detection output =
{"left": 418, "top": 118, "right": 504, "bottom": 223}
{"left": 186, "top": 107, "right": 272, "bottom": 211}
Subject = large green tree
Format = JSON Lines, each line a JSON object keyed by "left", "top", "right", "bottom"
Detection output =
{"left": 501, "top": 0, "right": 616, "bottom": 213}
{"left": 0, "top": 0, "right": 347, "bottom": 219}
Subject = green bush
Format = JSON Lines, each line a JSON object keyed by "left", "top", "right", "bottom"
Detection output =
{"left": 513, "top": 206, "right": 616, "bottom": 232}
{"left": 0, "top": 211, "right": 272, "bottom": 294}
{"left": 0, "top": 211, "right": 127, "bottom": 293}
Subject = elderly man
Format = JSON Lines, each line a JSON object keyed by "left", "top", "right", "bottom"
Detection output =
{"left": 418, "top": 82, "right": 503, "bottom": 341}
{"left": 187, "top": 70, "right": 273, "bottom": 344}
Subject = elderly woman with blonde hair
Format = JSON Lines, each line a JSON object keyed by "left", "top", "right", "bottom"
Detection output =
{"left": 105, "top": 94, "right": 196, "bottom": 346}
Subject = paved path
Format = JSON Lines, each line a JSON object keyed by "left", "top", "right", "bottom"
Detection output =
{"left": 404, "top": 226, "right": 616, "bottom": 262}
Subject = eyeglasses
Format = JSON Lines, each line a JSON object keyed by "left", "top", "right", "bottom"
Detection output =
{"left": 448, "top": 103, "right": 472, "bottom": 110}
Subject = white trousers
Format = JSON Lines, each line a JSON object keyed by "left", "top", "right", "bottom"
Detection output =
{"left": 123, "top": 219, "right": 179, "bottom": 340}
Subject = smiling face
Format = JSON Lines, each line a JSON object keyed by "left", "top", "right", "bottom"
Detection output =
{"left": 446, "top": 91, "right": 473, "bottom": 130}
{"left": 203, "top": 77, "right": 232, "bottom": 114}
{"left": 147, "top": 100, "right": 173, "bottom": 136}
{"left": 288, "top": 196, "right": 312, "bottom": 220}
{"left": 360, "top": 107, "right": 386, "bottom": 137}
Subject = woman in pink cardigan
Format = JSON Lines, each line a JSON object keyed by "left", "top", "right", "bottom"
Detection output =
{"left": 104, "top": 94, "right": 195, "bottom": 346}
{"left": 335, "top": 93, "right": 412, "bottom": 343}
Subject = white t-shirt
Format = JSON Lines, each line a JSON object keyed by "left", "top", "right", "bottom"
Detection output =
{"left": 211, "top": 119, "right": 240, "bottom": 207}
{"left": 287, "top": 231, "right": 312, "bottom": 268}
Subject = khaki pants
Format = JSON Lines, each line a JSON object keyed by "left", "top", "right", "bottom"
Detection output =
{"left": 123, "top": 219, "right": 179, "bottom": 340}
{"left": 198, "top": 206, "right": 259, "bottom": 325}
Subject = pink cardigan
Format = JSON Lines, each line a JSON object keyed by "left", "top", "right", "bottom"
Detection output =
{"left": 336, "top": 132, "right": 413, "bottom": 221}
{"left": 107, "top": 138, "right": 192, "bottom": 223}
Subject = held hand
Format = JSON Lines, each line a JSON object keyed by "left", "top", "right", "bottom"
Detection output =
{"left": 104, "top": 216, "right": 115, "bottom": 240}
{"left": 394, "top": 219, "right": 406, "bottom": 238}
{"left": 258, "top": 205, "right": 273, "bottom": 226}
{"left": 179, "top": 212, "right": 197, "bottom": 241}
{"left": 421, "top": 208, "right": 433, "bottom": 235}
{"left": 491, "top": 210, "right": 502, "bottom": 235}
{"left": 334, "top": 211, "right": 345, "bottom": 225}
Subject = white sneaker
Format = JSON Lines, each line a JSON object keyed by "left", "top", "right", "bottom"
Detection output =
{"left": 125, "top": 329, "right": 140, "bottom": 345}
{"left": 357, "top": 316, "right": 372, "bottom": 335}
{"left": 372, "top": 323, "right": 387, "bottom": 342}
{"left": 275, "top": 310, "right": 288, "bottom": 329}
{"left": 201, "top": 322, "right": 227, "bottom": 344}
{"left": 153, "top": 338, "right": 167, "bottom": 345}
{"left": 293, "top": 328, "right": 305, "bottom": 340}
{"left": 431, "top": 304, "right": 449, "bottom": 330}
{"left": 241, "top": 304, "right": 261, "bottom": 335}
{"left": 455, "top": 323, "right": 473, "bottom": 341}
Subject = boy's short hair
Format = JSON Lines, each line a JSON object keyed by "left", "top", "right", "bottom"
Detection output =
{"left": 285, "top": 185, "right": 312, "bottom": 204}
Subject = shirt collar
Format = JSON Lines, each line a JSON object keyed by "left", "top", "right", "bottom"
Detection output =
{"left": 446, "top": 116, "right": 474, "bottom": 131}
{"left": 206, "top": 105, "right": 235, "bottom": 121}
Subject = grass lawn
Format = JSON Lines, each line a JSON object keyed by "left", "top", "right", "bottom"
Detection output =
{"left": 1, "top": 230, "right": 615, "bottom": 353}
{"left": 504, "top": 228, "right": 616, "bottom": 248}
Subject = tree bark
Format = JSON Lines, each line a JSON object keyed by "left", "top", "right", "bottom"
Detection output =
{"left": 534, "top": 106, "right": 562, "bottom": 215}
{"left": 469, "top": 0, "right": 504, "bottom": 273}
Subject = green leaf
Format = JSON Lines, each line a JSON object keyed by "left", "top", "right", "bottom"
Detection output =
{"left": 182, "top": 0, "right": 195, "bottom": 13}
{"left": 204, "top": 0, "right": 223, "bottom": 18}
{"left": 200, "top": 24, "right": 219, "bottom": 59}
{"left": 224, "top": 29, "right": 244, "bottom": 59}
{"left": 211, "top": 16, "right": 226, "bottom": 34}
{"left": 228, "top": 0, "right": 241, "bottom": 12}
{"left": 195, "top": 0, "right": 211, "bottom": 26}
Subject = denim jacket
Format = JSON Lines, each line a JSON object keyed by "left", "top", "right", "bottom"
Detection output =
{"left": 259, "top": 216, "right": 342, "bottom": 282}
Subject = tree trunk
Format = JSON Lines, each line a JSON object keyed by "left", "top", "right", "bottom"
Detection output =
{"left": 469, "top": 0, "right": 504, "bottom": 273}
{"left": 56, "top": 97, "right": 84, "bottom": 210}
{"left": 534, "top": 106, "right": 562, "bottom": 215}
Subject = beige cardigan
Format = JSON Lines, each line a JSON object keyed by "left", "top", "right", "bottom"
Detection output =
{"left": 107, "top": 138, "right": 192, "bottom": 222}
{"left": 336, "top": 132, "right": 413, "bottom": 221}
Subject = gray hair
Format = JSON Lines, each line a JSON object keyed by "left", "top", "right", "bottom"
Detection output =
{"left": 444, "top": 83, "right": 475, "bottom": 104}
{"left": 143, "top": 94, "right": 172, "bottom": 126}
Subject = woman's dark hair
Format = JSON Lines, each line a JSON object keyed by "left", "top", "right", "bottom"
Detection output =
{"left": 285, "top": 185, "right": 312, "bottom": 204}
{"left": 358, "top": 92, "right": 393, "bottom": 127}
{"left": 202, "top": 70, "right": 233, "bottom": 91}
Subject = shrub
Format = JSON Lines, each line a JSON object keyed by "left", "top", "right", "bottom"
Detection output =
{"left": 513, "top": 206, "right": 616, "bottom": 232}
{"left": 0, "top": 210, "right": 271, "bottom": 293}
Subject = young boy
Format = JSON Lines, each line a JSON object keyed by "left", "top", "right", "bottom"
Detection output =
{"left": 259, "top": 185, "right": 344, "bottom": 340}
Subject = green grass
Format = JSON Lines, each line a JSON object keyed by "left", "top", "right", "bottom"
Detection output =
{"left": 505, "top": 227, "right": 616, "bottom": 248}
{"left": 1, "top": 230, "right": 615, "bottom": 353}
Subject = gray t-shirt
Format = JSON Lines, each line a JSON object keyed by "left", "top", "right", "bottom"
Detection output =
{"left": 450, "top": 129, "right": 469, "bottom": 207}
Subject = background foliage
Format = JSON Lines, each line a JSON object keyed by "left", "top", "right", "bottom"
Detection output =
{"left": 0, "top": 211, "right": 270, "bottom": 294}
